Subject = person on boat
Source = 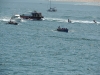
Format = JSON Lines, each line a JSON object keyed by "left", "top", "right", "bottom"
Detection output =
{"left": 93, "top": 20, "right": 97, "bottom": 23}
{"left": 9, "top": 20, "right": 13, "bottom": 23}
{"left": 7, "top": 20, "right": 18, "bottom": 25}
{"left": 58, "top": 26, "right": 60, "bottom": 29}
{"left": 68, "top": 19, "right": 71, "bottom": 23}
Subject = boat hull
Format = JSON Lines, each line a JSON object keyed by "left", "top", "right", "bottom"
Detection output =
{"left": 57, "top": 28, "right": 68, "bottom": 32}
{"left": 11, "top": 18, "right": 21, "bottom": 22}
{"left": 20, "top": 15, "right": 43, "bottom": 20}
{"left": 6, "top": 21, "right": 18, "bottom": 25}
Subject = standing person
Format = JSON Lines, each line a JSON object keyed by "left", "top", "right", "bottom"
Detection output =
{"left": 93, "top": 20, "right": 97, "bottom": 23}
{"left": 58, "top": 26, "right": 60, "bottom": 29}
{"left": 68, "top": 19, "right": 71, "bottom": 23}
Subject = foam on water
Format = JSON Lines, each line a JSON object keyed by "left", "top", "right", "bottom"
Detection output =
{"left": 44, "top": 17, "right": 100, "bottom": 24}
{"left": 0, "top": 17, "right": 26, "bottom": 23}
{"left": 72, "top": 20, "right": 93, "bottom": 23}
{"left": 0, "top": 17, "right": 10, "bottom": 22}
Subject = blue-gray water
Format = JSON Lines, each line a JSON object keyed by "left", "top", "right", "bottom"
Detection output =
{"left": 0, "top": 0, "right": 100, "bottom": 75}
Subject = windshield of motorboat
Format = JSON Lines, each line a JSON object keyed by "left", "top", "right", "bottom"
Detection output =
{"left": 11, "top": 16, "right": 20, "bottom": 19}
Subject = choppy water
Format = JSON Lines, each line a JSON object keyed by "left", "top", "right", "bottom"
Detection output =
{"left": 0, "top": 0, "right": 100, "bottom": 75}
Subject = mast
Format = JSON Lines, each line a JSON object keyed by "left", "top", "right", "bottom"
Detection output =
{"left": 50, "top": 0, "right": 51, "bottom": 8}
{"left": 47, "top": 0, "right": 57, "bottom": 12}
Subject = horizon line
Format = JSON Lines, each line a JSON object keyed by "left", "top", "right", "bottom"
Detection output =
{"left": 50, "top": 0, "right": 100, "bottom": 2}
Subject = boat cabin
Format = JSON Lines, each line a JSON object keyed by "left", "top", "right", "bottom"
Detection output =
{"left": 20, "top": 11, "right": 44, "bottom": 20}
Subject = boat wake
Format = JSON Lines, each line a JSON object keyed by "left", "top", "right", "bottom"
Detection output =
{"left": 0, "top": 17, "right": 10, "bottom": 22}
{"left": 44, "top": 17, "right": 100, "bottom": 24}
{"left": 71, "top": 20, "right": 94, "bottom": 24}
{"left": 0, "top": 17, "right": 100, "bottom": 25}
{"left": 43, "top": 17, "right": 67, "bottom": 23}
{"left": 0, "top": 17, "right": 25, "bottom": 23}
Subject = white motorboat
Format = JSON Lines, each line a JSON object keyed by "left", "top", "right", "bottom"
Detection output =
{"left": 11, "top": 14, "right": 22, "bottom": 22}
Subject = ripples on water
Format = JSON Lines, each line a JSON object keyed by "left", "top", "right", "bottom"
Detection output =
{"left": 0, "top": 0, "right": 100, "bottom": 75}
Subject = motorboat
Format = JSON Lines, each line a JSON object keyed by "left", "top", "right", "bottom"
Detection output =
{"left": 57, "top": 28, "right": 68, "bottom": 32}
{"left": 57, "top": 26, "right": 68, "bottom": 32}
{"left": 6, "top": 15, "right": 20, "bottom": 25}
{"left": 20, "top": 11, "right": 44, "bottom": 20}
{"left": 6, "top": 21, "right": 18, "bottom": 25}
{"left": 11, "top": 14, "right": 21, "bottom": 22}
{"left": 47, "top": 7, "right": 57, "bottom": 12}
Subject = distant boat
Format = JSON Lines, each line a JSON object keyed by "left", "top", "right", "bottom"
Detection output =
{"left": 20, "top": 11, "right": 44, "bottom": 20}
{"left": 47, "top": 0, "right": 57, "bottom": 12}
{"left": 6, "top": 21, "right": 18, "bottom": 25}
{"left": 47, "top": 7, "right": 57, "bottom": 12}
{"left": 6, "top": 15, "right": 20, "bottom": 25}
{"left": 57, "top": 26, "right": 68, "bottom": 32}
{"left": 11, "top": 14, "right": 21, "bottom": 22}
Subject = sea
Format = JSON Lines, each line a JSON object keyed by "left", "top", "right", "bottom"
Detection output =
{"left": 0, "top": 0, "right": 100, "bottom": 75}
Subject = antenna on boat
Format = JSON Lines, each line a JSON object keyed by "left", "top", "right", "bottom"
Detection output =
{"left": 50, "top": 0, "right": 51, "bottom": 8}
